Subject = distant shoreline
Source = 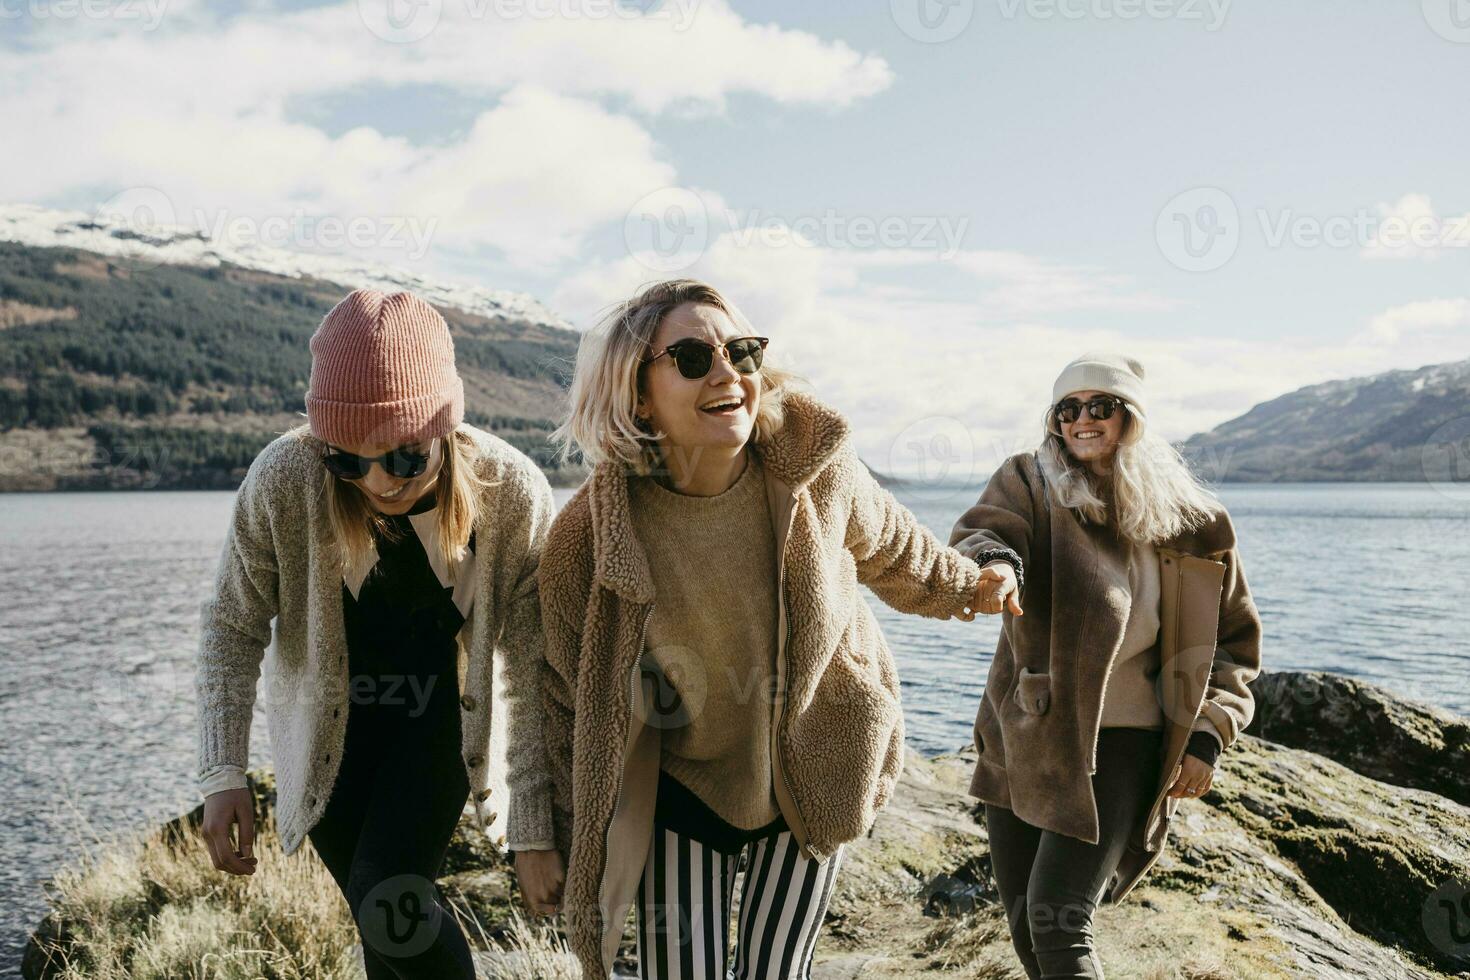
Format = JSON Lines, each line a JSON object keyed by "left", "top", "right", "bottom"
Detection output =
{"left": 2, "top": 476, "right": 1463, "bottom": 493}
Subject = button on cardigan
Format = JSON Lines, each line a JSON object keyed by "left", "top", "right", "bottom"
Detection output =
{"left": 194, "top": 423, "right": 558, "bottom": 855}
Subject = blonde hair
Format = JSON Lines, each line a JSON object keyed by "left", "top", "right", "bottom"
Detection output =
{"left": 286, "top": 422, "right": 493, "bottom": 580}
{"left": 1036, "top": 401, "right": 1220, "bottom": 545}
{"left": 550, "top": 278, "right": 806, "bottom": 475}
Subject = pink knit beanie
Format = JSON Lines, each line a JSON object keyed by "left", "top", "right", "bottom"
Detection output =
{"left": 305, "top": 288, "right": 465, "bottom": 449}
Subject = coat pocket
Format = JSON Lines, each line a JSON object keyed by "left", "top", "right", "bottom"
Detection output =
{"left": 1013, "top": 666, "right": 1051, "bottom": 716}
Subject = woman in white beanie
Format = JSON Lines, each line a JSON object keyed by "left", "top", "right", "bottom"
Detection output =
{"left": 194, "top": 287, "right": 562, "bottom": 978}
{"left": 947, "top": 351, "right": 1263, "bottom": 979}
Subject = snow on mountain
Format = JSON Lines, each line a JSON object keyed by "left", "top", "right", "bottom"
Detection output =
{"left": 0, "top": 202, "right": 571, "bottom": 331}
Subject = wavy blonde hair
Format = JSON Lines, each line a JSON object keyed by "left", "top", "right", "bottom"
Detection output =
{"left": 1036, "top": 400, "right": 1220, "bottom": 545}
{"left": 285, "top": 422, "right": 493, "bottom": 580}
{"left": 550, "top": 278, "right": 806, "bottom": 475}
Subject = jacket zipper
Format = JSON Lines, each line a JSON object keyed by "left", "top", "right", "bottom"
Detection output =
{"left": 769, "top": 494, "right": 815, "bottom": 858}
{"left": 593, "top": 600, "right": 654, "bottom": 954}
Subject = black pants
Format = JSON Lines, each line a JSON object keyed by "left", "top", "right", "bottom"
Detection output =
{"left": 306, "top": 670, "right": 474, "bottom": 979}
{"left": 983, "top": 726, "right": 1164, "bottom": 980}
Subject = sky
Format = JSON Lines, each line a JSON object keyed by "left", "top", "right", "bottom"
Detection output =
{"left": 3, "top": 0, "right": 1468, "bottom": 478}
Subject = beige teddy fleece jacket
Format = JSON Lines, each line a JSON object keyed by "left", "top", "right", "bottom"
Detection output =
{"left": 538, "top": 389, "right": 1018, "bottom": 977}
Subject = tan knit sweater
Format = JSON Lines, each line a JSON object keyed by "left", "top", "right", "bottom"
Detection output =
{"left": 626, "top": 449, "right": 782, "bottom": 830}
{"left": 1099, "top": 538, "right": 1165, "bottom": 730}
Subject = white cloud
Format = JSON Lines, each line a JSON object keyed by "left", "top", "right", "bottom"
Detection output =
{"left": 951, "top": 250, "right": 1175, "bottom": 316}
{"left": 1364, "top": 298, "right": 1470, "bottom": 344}
{"left": 552, "top": 226, "right": 1470, "bottom": 477}
{"left": 0, "top": 0, "right": 890, "bottom": 267}
{"left": 554, "top": 230, "right": 1223, "bottom": 477}
{"left": 1361, "top": 193, "right": 1470, "bottom": 261}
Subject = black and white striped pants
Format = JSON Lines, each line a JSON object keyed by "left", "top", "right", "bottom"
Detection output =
{"left": 634, "top": 824, "right": 845, "bottom": 979}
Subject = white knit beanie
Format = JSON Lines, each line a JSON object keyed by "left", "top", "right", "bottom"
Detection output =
{"left": 1051, "top": 351, "right": 1148, "bottom": 430}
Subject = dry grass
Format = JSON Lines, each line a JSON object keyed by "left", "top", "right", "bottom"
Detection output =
{"left": 918, "top": 910, "right": 1029, "bottom": 978}
{"left": 467, "top": 908, "right": 580, "bottom": 980}
{"left": 27, "top": 792, "right": 579, "bottom": 979}
{"left": 32, "top": 799, "right": 362, "bottom": 979}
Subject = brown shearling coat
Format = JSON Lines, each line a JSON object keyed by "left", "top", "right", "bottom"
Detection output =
{"left": 538, "top": 390, "right": 995, "bottom": 977}
{"left": 948, "top": 450, "right": 1262, "bottom": 904}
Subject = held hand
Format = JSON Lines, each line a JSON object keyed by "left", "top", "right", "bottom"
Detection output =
{"left": 1166, "top": 754, "right": 1215, "bottom": 799}
{"left": 202, "top": 788, "right": 258, "bottom": 876}
{"left": 514, "top": 847, "right": 566, "bottom": 916}
{"left": 956, "top": 562, "right": 1023, "bottom": 621}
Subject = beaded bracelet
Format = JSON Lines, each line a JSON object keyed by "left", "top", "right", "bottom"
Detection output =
{"left": 972, "top": 547, "right": 1025, "bottom": 602}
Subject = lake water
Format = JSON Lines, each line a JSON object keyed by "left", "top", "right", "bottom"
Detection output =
{"left": 1, "top": 481, "right": 1467, "bottom": 973}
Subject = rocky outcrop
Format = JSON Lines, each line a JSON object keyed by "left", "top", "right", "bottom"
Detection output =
{"left": 24, "top": 672, "right": 1470, "bottom": 979}
{"left": 1245, "top": 669, "right": 1470, "bottom": 807}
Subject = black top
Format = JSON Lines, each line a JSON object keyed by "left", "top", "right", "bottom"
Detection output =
{"left": 340, "top": 494, "right": 473, "bottom": 726}
{"left": 654, "top": 767, "right": 788, "bottom": 854}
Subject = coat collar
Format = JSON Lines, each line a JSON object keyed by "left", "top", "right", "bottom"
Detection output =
{"left": 586, "top": 389, "right": 850, "bottom": 602}
{"left": 1156, "top": 502, "right": 1236, "bottom": 558}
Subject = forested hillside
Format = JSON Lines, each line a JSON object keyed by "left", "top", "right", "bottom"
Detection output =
{"left": 0, "top": 242, "right": 584, "bottom": 490}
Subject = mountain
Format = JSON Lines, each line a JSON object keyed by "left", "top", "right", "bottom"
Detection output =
{"left": 0, "top": 204, "right": 585, "bottom": 490}
{"left": 1181, "top": 358, "right": 1470, "bottom": 483}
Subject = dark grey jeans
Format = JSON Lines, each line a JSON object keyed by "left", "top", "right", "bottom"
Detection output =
{"left": 983, "top": 726, "right": 1164, "bottom": 980}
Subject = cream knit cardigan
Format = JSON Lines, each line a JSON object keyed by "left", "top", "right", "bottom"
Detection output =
{"left": 194, "top": 423, "right": 557, "bottom": 855}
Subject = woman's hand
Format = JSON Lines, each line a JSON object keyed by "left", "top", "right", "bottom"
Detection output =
{"left": 514, "top": 847, "right": 566, "bottom": 916}
{"left": 201, "top": 788, "right": 258, "bottom": 875}
{"left": 957, "top": 561, "right": 1023, "bottom": 620}
{"left": 1166, "top": 754, "right": 1215, "bottom": 799}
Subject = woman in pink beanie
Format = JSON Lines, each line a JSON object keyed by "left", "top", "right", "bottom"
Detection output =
{"left": 194, "top": 287, "right": 562, "bottom": 978}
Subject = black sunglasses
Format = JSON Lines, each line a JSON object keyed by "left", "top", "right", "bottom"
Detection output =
{"left": 1054, "top": 394, "right": 1124, "bottom": 425}
{"left": 642, "top": 336, "right": 769, "bottom": 381}
{"left": 321, "top": 443, "right": 432, "bottom": 481}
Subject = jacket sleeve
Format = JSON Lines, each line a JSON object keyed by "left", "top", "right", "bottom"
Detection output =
{"left": 500, "top": 469, "right": 559, "bottom": 851}
{"left": 842, "top": 443, "right": 984, "bottom": 619}
{"left": 538, "top": 507, "right": 591, "bottom": 861}
{"left": 947, "top": 454, "right": 1034, "bottom": 603}
{"left": 195, "top": 454, "right": 278, "bottom": 800}
{"left": 1190, "top": 520, "right": 1263, "bottom": 752}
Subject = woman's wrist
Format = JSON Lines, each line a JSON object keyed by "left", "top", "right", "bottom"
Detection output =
{"left": 974, "top": 548, "right": 1024, "bottom": 598}
{"left": 1184, "top": 728, "right": 1222, "bottom": 767}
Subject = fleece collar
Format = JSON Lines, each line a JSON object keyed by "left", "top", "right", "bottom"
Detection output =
{"left": 585, "top": 389, "right": 851, "bottom": 602}
{"left": 1158, "top": 504, "right": 1237, "bottom": 558}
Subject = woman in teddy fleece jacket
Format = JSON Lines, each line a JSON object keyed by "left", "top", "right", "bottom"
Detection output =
{"left": 535, "top": 278, "right": 1024, "bottom": 980}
